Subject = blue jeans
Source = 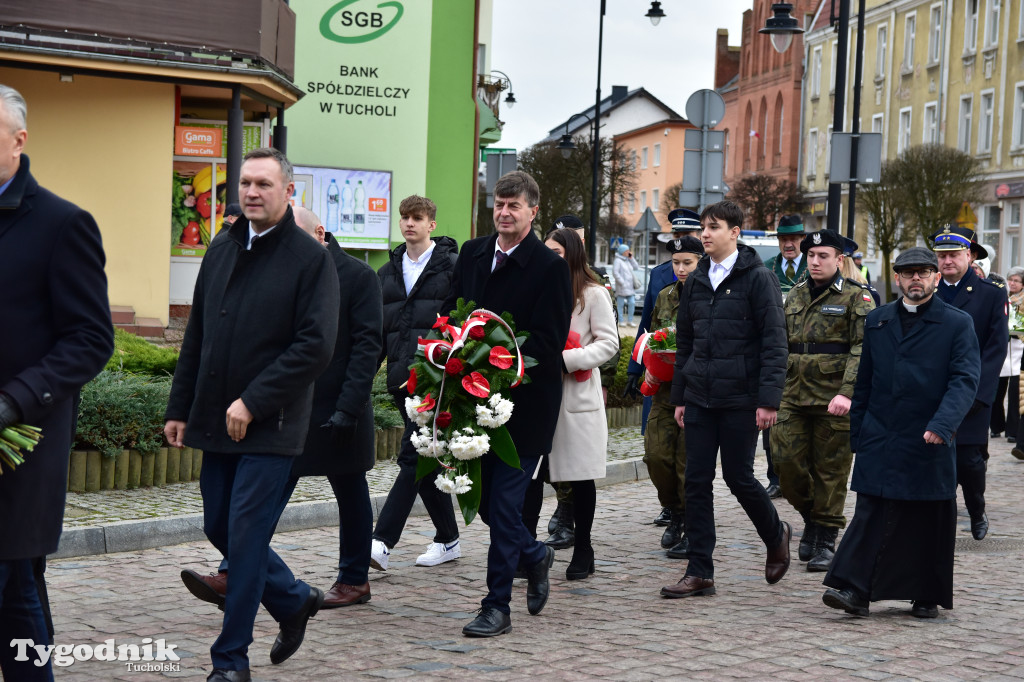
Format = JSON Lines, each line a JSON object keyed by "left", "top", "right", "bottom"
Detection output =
{"left": 0, "top": 558, "right": 53, "bottom": 681}
{"left": 616, "top": 295, "right": 636, "bottom": 325}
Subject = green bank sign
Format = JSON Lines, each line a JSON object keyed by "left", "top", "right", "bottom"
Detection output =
{"left": 320, "top": 0, "right": 403, "bottom": 43}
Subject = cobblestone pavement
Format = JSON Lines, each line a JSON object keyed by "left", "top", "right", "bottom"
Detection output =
{"left": 45, "top": 437, "right": 1024, "bottom": 681}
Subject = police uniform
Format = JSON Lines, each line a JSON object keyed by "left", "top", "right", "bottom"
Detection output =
{"left": 770, "top": 229, "right": 875, "bottom": 571}
{"left": 642, "top": 235, "right": 703, "bottom": 557}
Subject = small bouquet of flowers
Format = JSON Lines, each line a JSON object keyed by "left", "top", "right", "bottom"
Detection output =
{"left": 1011, "top": 305, "right": 1024, "bottom": 335}
{"left": 0, "top": 423, "right": 43, "bottom": 473}
{"left": 631, "top": 326, "right": 677, "bottom": 396}
{"left": 405, "top": 298, "right": 536, "bottom": 524}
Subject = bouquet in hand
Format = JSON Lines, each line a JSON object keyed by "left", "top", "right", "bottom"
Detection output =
{"left": 1011, "top": 306, "right": 1024, "bottom": 334}
{"left": 0, "top": 424, "right": 43, "bottom": 473}
{"left": 405, "top": 298, "right": 536, "bottom": 524}
{"left": 631, "top": 326, "right": 677, "bottom": 396}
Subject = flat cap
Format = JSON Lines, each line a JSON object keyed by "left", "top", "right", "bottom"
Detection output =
{"left": 893, "top": 246, "right": 939, "bottom": 272}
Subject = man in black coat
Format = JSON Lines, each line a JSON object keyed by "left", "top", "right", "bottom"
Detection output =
{"left": 166, "top": 148, "right": 339, "bottom": 681}
{"left": 661, "top": 200, "right": 792, "bottom": 600}
{"left": 445, "top": 171, "right": 573, "bottom": 637}
{"left": 182, "top": 206, "right": 383, "bottom": 611}
{"left": 931, "top": 226, "right": 1007, "bottom": 540}
{"left": 371, "top": 195, "right": 461, "bottom": 570}
{"left": 0, "top": 85, "right": 114, "bottom": 681}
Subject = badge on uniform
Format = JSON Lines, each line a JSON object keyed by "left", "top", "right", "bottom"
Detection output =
{"left": 821, "top": 304, "right": 846, "bottom": 315}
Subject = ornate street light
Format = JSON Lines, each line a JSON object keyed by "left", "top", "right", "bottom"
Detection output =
{"left": 556, "top": 113, "right": 592, "bottom": 160}
{"left": 758, "top": 2, "right": 804, "bottom": 54}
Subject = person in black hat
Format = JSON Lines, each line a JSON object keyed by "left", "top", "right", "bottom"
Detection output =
{"left": 770, "top": 229, "right": 874, "bottom": 573}
{"left": 222, "top": 202, "right": 243, "bottom": 232}
{"left": 930, "top": 225, "right": 1007, "bottom": 541}
{"left": 823, "top": 246, "right": 980, "bottom": 619}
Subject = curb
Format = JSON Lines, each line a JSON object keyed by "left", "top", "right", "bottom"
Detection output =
{"left": 52, "top": 457, "right": 652, "bottom": 559}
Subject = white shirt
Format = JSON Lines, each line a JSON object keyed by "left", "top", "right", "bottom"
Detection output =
{"left": 402, "top": 240, "right": 436, "bottom": 295}
{"left": 247, "top": 223, "right": 277, "bottom": 250}
{"left": 783, "top": 252, "right": 803, "bottom": 274}
{"left": 709, "top": 248, "right": 740, "bottom": 291}
{"left": 491, "top": 240, "right": 521, "bottom": 272}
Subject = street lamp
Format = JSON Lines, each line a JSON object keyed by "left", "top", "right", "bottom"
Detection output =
{"left": 645, "top": 1, "right": 666, "bottom": 26}
{"left": 490, "top": 69, "right": 517, "bottom": 110}
{"left": 761, "top": 0, "right": 863, "bottom": 240}
{"left": 556, "top": 113, "right": 592, "bottom": 159}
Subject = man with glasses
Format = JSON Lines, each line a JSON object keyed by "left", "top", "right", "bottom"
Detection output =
{"left": 823, "top": 247, "right": 980, "bottom": 619}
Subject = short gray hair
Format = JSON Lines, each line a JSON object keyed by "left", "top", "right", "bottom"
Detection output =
{"left": 0, "top": 84, "right": 27, "bottom": 132}
{"left": 242, "top": 147, "right": 293, "bottom": 183}
{"left": 1007, "top": 266, "right": 1024, "bottom": 282}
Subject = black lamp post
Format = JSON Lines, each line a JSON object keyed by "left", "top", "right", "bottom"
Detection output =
{"left": 490, "top": 69, "right": 517, "bottom": 109}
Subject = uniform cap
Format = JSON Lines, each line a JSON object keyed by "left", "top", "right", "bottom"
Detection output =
{"left": 930, "top": 224, "right": 989, "bottom": 259}
{"left": 667, "top": 208, "right": 701, "bottom": 232}
{"left": 552, "top": 214, "right": 584, "bottom": 231}
{"left": 799, "top": 229, "right": 844, "bottom": 254}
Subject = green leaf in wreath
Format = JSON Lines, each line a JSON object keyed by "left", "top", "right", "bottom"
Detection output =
{"left": 415, "top": 453, "right": 440, "bottom": 482}
{"left": 490, "top": 424, "right": 520, "bottom": 470}
{"left": 456, "top": 457, "right": 482, "bottom": 525}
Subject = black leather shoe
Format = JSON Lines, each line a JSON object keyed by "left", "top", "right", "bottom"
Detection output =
{"left": 270, "top": 586, "right": 323, "bottom": 665}
{"left": 207, "top": 670, "right": 251, "bottom": 682}
{"left": 544, "top": 525, "right": 575, "bottom": 549}
{"left": 971, "top": 513, "right": 989, "bottom": 540}
{"left": 525, "top": 546, "right": 555, "bottom": 615}
{"left": 1012, "top": 447, "right": 1024, "bottom": 460}
{"left": 547, "top": 500, "right": 574, "bottom": 535}
{"left": 660, "top": 511, "right": 685, "bottom": 549}
{"left": 665, "top": 534, "right": 690, "bottom": 559}
{"left": 462, "top": 606, "right": 512, "bottom": 637}
{"left": 766, "top": 483, "right": 782, "bottom": 499}
{"left": 911, "top": 601, "right": 938, "bottom": 618}
{"left": 822, "top": 588, "right": 869, "bottom": 616}
{"left": 653, "top": 507, "right": 672, "bottom": 526}
{"left": 1008, "top": 436, "right": 1017, "bottom": 443}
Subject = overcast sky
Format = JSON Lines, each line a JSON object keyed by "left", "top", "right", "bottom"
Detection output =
{"left": 490, "top": 0, "right": 753, "bottom": 154}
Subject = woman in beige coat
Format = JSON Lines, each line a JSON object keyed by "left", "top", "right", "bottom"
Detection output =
{"left": 544, "top": 228, "right": 620, "bottom": 579}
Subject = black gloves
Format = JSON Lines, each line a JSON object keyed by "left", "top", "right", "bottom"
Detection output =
{"left": 622, "top": 374, "right": 642, "bottom": 400}
{"left": 0, "top": 393, "right": 21, "bottom": 431}
{"left": 321, "top": 411, "right": 358, "bottom": 448}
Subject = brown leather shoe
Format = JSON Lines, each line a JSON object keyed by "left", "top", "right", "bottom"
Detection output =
{"left": 322, "top": 581, "right": 371, "bottom": 608}
{"left": 180, "top": 569, "right": 227, "bottom": 609}
{"left": 765, "top": 522, "right": 792, "bottom": 584}
{"left": 660, "top": 575, "right": 716, "bottom": 599}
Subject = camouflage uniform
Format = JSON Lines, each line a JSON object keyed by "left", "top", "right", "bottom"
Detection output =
{"left": 643, "top": 281, "right": 686, "bottom": 513}
{"left": 770, "top": 272, "right": 874, "bottom": 529}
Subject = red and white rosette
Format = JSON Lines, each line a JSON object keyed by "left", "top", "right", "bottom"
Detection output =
{"left": 631, "top": 332, "right": 677, "bottom": 396}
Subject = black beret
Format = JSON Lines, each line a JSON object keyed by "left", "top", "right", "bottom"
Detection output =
{"left": 800, "top": 229, "right": 844, "bottom": 254}
{"left": 666, "top": 235, "right": 704, "bottom": 255}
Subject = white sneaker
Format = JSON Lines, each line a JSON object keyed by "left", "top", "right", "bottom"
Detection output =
{"left": 370, "top": 539, "right": 390, "bottom": 571}
{"left": 415, "top": 540, "right": 461, "bottom": 567}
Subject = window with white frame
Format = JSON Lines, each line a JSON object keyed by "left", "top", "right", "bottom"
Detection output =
{"left": 812, "top": 46, "right": 822, "bottom": 97}
{"left": 618, "top": 193, "right": 625, "bottom": 214}
{"left": 830, "top": 42, "right": 838, "bottom": 92}
{"left": 807, "top": 129, "right": 819, "bottom": 175}
{"left": 631, "top": 150, "right": 637, "bottom": 170}
{"left": 653, "top": 143, "right": 661, "bottom": 167}
{"left": 876, "top": 25, "right": 888, "bottom": 76}
{"left": 898, "top": 108, "right": 913, "bottom": 152}
{"left": 1011, "top": 201, "right": 1022, "bottom": 226}
{"left": 872, "top": 113, "right": 884, "bottom": 133}
{"left": 652, "top": 188, "right": 660, "bottom": 211}
{"left": 904, "top": 14, "right": 917, "bottom": 69}
{"left": 929, "top": 4, "right": 943, "bottom": 61}
{"left": 639, "top": 190, "right": 647, "bottom": 211}
{"left": 1014, "top": 83, "right": 1024, "bottom": 147}
{"left": 958, "top": 95, "right": 973, "bottom": 152}
{"left": 1019, "top": 0, "right": 1024, "bottom": 38}
{"left": 985, "top": 0, "right": 1000, "bottom": 47}
{"left": 629, "top": 193, "right": 635, "bottom": 213}
{"left": 641, "top": 147, "right": 648, "bottom": 169}
{"left": 966, "top": 0, "right": 979, "bottom": 50}
{"left": 979, "top": 90, "right": 994, "bottom": 153}
{"left": 826, "top": 126, "right": 833, "bottom": 176}
{"left": 924, "top": 102, "right": 938, "bottom": 143}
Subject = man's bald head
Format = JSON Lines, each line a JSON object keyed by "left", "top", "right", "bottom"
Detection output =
{"left": 293, "top": 206, "right": 326, "bottom": 244}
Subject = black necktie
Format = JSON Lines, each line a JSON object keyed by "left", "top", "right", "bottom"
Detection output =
{"left": 494, "top": 250, "right": 509, "bottom": 271}
{"left": 249, "top": 234, "right": 259, "bottom": 249}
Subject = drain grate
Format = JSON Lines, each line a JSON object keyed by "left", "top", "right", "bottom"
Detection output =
{"left": 954, "top": 538, "right": 1024, "bottom": 553}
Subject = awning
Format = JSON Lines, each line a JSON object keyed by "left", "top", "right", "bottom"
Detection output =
{"left": 478, "top": 97, "right": 502, "bottom": 146}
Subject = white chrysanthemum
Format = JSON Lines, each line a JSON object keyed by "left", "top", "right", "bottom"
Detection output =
{"left": 448, "top": 432, "right": 490, "bottom": 460}
{"left": 434, "top": 476, "right": 457, "bottom": 494}
{"left": 452, "top": 474, "right": 473, "bottom": 495}
{"left": 405, "top": 396, "right": 419, "bottom": 420}
{"left": 409, "top": 426, "right": 445, "bottom": 458}
{"left": 405, "top": 395, "right": 435, "bottom": 427}
{"left": 476, "top": 393, "right": 514, "bottom": 428}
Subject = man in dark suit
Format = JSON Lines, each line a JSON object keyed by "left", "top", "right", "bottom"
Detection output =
{"left": 0, "top": 84, "right": 114, "bottom": 681}
{"left": 180, "top": 206, "right": 383, "bottom": 610}
{"left": 166, "top": 148, "right": 340, "bottom": 682}
{"left": 931, "top": 226, "right": 1007, "bottom": 540}
{"left": 444, "top": 170, "right": 573, "bottom": 637}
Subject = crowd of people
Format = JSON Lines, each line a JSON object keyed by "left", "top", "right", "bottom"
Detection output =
{"left": 0, "top": 78, "right": 1013, "bottom": 681}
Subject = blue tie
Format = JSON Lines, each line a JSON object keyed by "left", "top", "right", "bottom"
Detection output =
{"left": 494, "top": 250, "right": 509, "bottom": 271}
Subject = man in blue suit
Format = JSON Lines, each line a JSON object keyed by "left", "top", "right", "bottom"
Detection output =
{"left": 931, "top": 226, "right": 1007, "bottom": 540}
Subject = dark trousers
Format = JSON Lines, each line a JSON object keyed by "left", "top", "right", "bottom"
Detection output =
{"left": 956, "top": 443, "right": 987, "bottom": 519}
{"left": 373, "top": 394, "right": 459, "bottom": 548}
{"left": 201, "top": 452, "right": 309, "bottom": 671}
{"left": 763, "top": 427, "right": 779, "bottom": 486}
{"left": 683, "top": 405, "right": 784, "bottom": 579}
{"left": 991, "top": 377, "right": 1020, "bottom": 436}
{"left": 0, "top": 558, "right": 53, "bottom": 681}
{"left": 479, "top": 452, "right": 547, "bottom": 614}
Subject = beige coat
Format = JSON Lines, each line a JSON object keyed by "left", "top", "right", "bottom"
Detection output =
{"left": 548, "top": 284, "right": 620, "bottom": 481}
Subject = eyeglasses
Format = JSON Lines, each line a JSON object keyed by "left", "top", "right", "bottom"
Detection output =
{"left": 897, "top": 268, "right": 937, "bottom": 280}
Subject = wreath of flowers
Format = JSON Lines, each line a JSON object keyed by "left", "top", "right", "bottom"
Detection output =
{"left": 631, "top": 326, "right": 678, "bottom": 396}
{"left": 405, "top": 298, "right": 536, "bottom": 524}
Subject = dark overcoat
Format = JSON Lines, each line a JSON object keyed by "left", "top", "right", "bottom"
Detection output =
{"left": 850, "top": 297, "right": 980, "bottom": 500}
{"left": 165, "top": 207, "right": 340, "bottom": 455}
{"left": 442, "top": 230, "right": 573, "bottom": 460}
{"left": 941, "top": 266, "right": 1008, "bottom": 444}
{"left": 0, "top": 155, "right": 114, "bottom": 559}
{"left": 292, "top": 238, "right": 382, "bottom": 477}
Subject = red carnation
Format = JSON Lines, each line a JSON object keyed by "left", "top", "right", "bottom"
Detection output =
{"left": 445, "top": 358, "right": 465, "bottom": 375}
{"left": 416, "top": 393, "right": 436, "bottom": 412}
{"left": 462, "top": 372, "right": 491, "bottom": 398}
{"left": 436, "top": 411, "right": 452, "bottom": 428}
{"left": 488, "top": 346, "right": 515, "bottom": 370}
{"left": 407, "top": 368, "right": 417, "bottom": 395}
{"left": 469, "top": 325, "right": 486, "bottom": 340}
{"left": 653, "top": 330, "right": 668, "bottom": 342}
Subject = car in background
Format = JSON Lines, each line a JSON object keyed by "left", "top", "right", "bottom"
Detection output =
{"left": 739, "top": 230, "right": 781, "bottom": 263}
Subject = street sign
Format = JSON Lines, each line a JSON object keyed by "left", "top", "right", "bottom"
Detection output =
{"left": 685, "top": 129, "right": 725, "bottom": 151}
{"left": 632, "top": 207, "right": 660, "bottom": 233}
{"left": 685, "top": 89, "right": 725, "bottom": 128}
{"left": 484, "top": 152, "right": 517, "bottom": 208}
{"left": 480, "top": 147, "right": 515, "bottom": 163}
{"left": 828, "top": 132, "right": 882, "bottom": 183}
{"left": 679, "top": 190, "right": 723, "bottom": 208}
{"left": 683, "top": 150, "right": 724, "bottom": 191}
{"left": 956, "top": 201, "right": 978, "bottom": 228}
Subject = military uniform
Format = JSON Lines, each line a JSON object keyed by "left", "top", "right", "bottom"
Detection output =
{"left": 771, "top": 229, "right": 875, "bottom": 570}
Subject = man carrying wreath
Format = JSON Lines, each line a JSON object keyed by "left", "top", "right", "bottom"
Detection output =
{"left": 442, "top": 170, "right": 573, "bottom": 637}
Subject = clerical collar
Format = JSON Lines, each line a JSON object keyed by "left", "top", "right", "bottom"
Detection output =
{"left": 901, "top": 296, "right": 934, "bottom": 313}
{"left": 902, "top": 300, "right": 921, "bottom": 313}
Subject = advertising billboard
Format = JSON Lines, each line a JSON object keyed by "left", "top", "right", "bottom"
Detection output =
{"left": 292, "top": 164, "right": 392, "bottom": 249}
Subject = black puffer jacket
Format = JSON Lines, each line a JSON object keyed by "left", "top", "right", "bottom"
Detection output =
{"left": 378, "top": 236, "right": 459, "bottom": 393}
{"left": 670, "top": 244, "right": 787, "bottom": 410}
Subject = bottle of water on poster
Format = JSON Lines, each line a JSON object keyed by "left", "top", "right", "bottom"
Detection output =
{"left": 326, "top": 179, "right": 340, "bottom": 233}
{"left": 341, "top": 180, "right": 354, "bottom": 232}
{"left": 353, "top": 180, "right": 366, "bottom": 233}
